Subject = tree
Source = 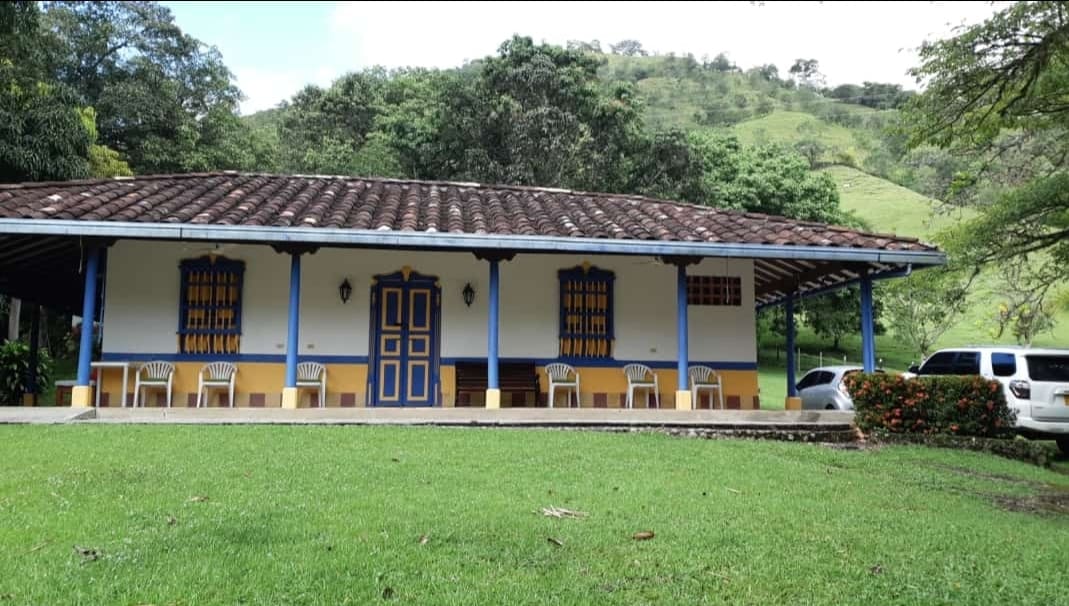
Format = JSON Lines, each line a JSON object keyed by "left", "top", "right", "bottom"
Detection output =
{"left": 41, "top": 1, "right": 247, "bottom": 173}
{"left": 801, "top": 288, "right": 881, "bottom": 351}
{"left": 989, "top": 257, "right": 1059, "bottom": 345}
{"left": 905, "top": 1, "right": 1069, "bottom": 276}
{"left": 707, "top": 53, "right": 736, "bottom": 73}
{"left": 789, "top": 58, "right": 824, "bottom": 89}
{"left": 882, "top": 269, "right": 972, "bottom": 358}
{"left": 0, "top": 1, "right": 92, "bottom": 182}
{"left": 610, "top": 39, "right": 647, "bottom": 56}
{"left": 566, "top": 40, "right": 601, "bottom": 53}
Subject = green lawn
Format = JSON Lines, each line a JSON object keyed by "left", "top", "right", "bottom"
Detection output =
{"left": 2, "top": 426, "right": 1067, "bottom": 605}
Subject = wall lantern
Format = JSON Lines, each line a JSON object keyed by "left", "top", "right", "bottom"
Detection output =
{"left": 462, "top": 283, "right": 475, "bottom": 307}
{"left": 339, "top": 278, "right": 353, "bottom": 304}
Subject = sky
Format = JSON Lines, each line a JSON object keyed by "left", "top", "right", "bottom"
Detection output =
{"left": 162, "top": 1, "right": 1008, "bottom": 115}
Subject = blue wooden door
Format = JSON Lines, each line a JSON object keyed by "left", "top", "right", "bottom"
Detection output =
{"left": 370, "top": 271, "right": 440, "bottom": 406}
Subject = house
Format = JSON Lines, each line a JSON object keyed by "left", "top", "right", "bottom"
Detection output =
{"left": 0, "top": 172, "right": 944, "bottom": 409}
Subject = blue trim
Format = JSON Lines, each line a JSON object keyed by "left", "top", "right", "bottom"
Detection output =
{"left": 440, "top": 357, "right": 758, "bottom": 371}
{"left": 285, "top": 254, "right": 301, "bottom": 388}
{"left": 676, "top": 264, "right": 688, "bottom": 391}
{"left": 488, "top": 259, "right": 500, "bottom": 390}
{"left": 0, "top": 219, "right": 947, "bottom": 267}
{"left": 860, "top": 276, "right": 876, "bottom": 373}
{"left": 368, "top": 270, "right": 441, "bottom": 407}
{"left": 76, "top": 247, "right": 100, "bottom": 387}
{"left": 101, "top": 352, "right": 370, "bottom": 364}
{"left": 785, "top": 292, "right": 797, "bottom": 397}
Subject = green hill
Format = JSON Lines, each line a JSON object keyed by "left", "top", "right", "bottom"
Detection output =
{"left": 734, "top": 111, "right": 867, "bottom": 163}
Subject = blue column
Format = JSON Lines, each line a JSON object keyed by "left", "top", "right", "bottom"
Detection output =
{"left": 488, "top": 259, "right": 500, "bottom": 390}
{"left": 676, "top": 264, "right": 688, "bottom": 391}
{"left": 860, "top": 276, "right": 875, "bottom": 372}
{"left": 76, "top": 247, "right": 100, "bottom": 388}
{"left": 785, "top": 292, "right": 797, "bottom": 397}
{"left": 285, "top": 253, "right": 301, "bottom": 388}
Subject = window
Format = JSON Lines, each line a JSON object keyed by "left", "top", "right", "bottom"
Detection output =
{"left": 796, "top": 371, "right": 820, "bottom": 390}
{"left": 991, "top": 353, "right": 1017, "bottom": 377}
{"left": 918, "top": 351, "right": 957, "bottom": 375}
{"left": 178, "top": 256, "right": 244, "bottom": 355}
{"left": 814, "top": 371, "right": 835, "bottom": 386}
{"left": 1026, "top": 355, "right": 1069, "bottom": 382}
{"left": 953, "top": 352, "right": 981, "bottom": 375}
{"left": 686, "top": 275, "right": 741, "bottom": 306}
{"left": 558, "top": 265, "right": 614, "bottom": 359}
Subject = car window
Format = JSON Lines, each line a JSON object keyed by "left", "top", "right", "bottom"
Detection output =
{"left": 796, "top": 372, "right": 819, "bottom": 390}
{"left": 953, "top": 351, "right": 981, "bottom": 375}
{"left": 814, "top": 371, "right": 835, "bottom": 386}
{"left": 991, "top": 352, "right": 1017, "bottom": 377}
{"left": 918, "top": 352, "right": 957, "bottom": 375}
{"left": 1026, "top": 355, "right": 1069, "bottom": 382}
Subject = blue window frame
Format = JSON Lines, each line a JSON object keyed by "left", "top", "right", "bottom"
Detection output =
{"left": 558, "top": 265, "right": 614, "bottom": 359}
{"left": 178, "top": 256, "right": 245, "bottom": 355}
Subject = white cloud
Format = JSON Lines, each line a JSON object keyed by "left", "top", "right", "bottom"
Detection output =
{"left": 240, "top": 0, "right": 1009, "bottom": 113}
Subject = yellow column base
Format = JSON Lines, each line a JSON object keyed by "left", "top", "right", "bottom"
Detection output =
{"left": 22, "top": 393, "right": 36, "bottom": 406}
{"left": 785, "top": 396, "right": 802, "bottom": 410}
{"left": 281, "top": 387, "right": 299, "bottom": 410}
{"left": 71, "top": 385, "right": 93, "bottom": 408}
{"left": 675, "top": 390, "right": 692, "bottom": 411}
{"left": 485, "top": 388, "right": 501, "bottom": 409}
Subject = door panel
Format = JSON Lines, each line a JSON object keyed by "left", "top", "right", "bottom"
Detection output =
{"left": 371, "top": 274, "right": 439, "bottom": 406}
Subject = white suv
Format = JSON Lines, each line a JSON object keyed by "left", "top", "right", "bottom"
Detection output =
{"left": 908, "top": 347, "right": 1069, "bottom": 453}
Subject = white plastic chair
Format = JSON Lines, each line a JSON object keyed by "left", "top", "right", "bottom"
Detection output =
{"left": 133, "top": 361, "right": 175, "bottom": 408}
{"left": 297, "top": 362, "right": 327, "bottom": 408}
{"left": 546, "top": 363, "right": 579, "bottom": 408}
{"left": 689, "top": 365, "right": 724, "bottom": 410}
{"left": 623, "top": 363, "right": 660, "bottom": 409}
{"left": 197, "top": 362, "right": 237, "bottom": 408}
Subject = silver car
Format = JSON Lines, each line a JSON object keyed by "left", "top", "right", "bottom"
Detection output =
{"left": 797, "top": 365, "right": 882, "bottom": 410}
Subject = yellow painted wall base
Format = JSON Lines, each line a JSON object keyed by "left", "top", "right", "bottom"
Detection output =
{"left": 785, "top": 396, "right": 802, "bottom": 410}
{"left": 675, "top": 390, "right": 692, "bottom": 410}
{"left": 281, "top": 387, "right": 299, "bottom": 409}
{"left": 485, "top": 388, "right": 501, "bottom": 409}
{"left": 22, "top": 393, "right": 36, "bottom": 406}
{"left": 71, "top": 385, "right": 93, "bottom": 408}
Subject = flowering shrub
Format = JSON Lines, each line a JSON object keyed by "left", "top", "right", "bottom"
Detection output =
{"left": 847, "top": 373, "right": 1015, "bottom": 438}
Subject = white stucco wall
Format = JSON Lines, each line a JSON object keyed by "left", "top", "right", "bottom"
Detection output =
{"left": 101, "top": 241, "right": 756, "bottom": 364}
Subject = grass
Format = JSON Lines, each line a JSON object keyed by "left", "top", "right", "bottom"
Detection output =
{"left": 2, "top": 426, "right": 1068, "bottom": 605}
{"left": 733, "top": 111, "right": 866, "bottom": 163}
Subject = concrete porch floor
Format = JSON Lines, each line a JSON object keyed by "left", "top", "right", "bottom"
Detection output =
{"left": 2, "top": 406, "right": 855, "bottom": 429}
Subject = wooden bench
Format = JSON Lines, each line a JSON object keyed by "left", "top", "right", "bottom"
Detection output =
{"left": 455, "top": 361, "right": 540, "bottom": 407}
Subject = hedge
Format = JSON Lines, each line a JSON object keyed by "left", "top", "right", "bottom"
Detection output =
{"left": 867, "top": 432, "right": 1058, "bottom": 468}
{"left": 847, "top": 373, "right": 1014, "bottom": 438}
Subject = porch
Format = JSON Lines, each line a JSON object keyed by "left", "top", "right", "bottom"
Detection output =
{"left": 0, "top": 404, "right": 855, "bottom": 436}
{"left": 0, "top": 173, "right": 946, "bottom": 411}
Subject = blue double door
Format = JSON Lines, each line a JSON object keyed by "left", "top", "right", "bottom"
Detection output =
{"left": 369, "top": 271, "right": 440, "bottom": 406}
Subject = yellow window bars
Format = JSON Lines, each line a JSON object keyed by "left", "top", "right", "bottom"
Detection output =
{"left": 178, "top": 257, "right": 244, "bottom": 355}
{"left": 558, "top": 265, "right": 614, "bottom": 359}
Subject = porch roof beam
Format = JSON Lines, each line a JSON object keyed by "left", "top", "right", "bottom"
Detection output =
{"left": 0, "top": 219, "right": 947, "bottom": 266}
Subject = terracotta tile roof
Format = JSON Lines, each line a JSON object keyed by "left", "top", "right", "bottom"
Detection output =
{"left": 0, "top": 172, "right": 936, "bottom": 252}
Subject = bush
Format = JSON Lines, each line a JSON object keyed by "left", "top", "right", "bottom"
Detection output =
{"left": 868, "top": 432, "right": 1058, "bottom": 468}
{"left": 0, "top": 341, "right": 53, "bottom": 405}
{"left": 848, "top": 373, "right": 1014, "bottom": 438}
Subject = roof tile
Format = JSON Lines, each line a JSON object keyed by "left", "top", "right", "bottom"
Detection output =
{"left": 0, "top": 172, "right": 937, "bottom": 253}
